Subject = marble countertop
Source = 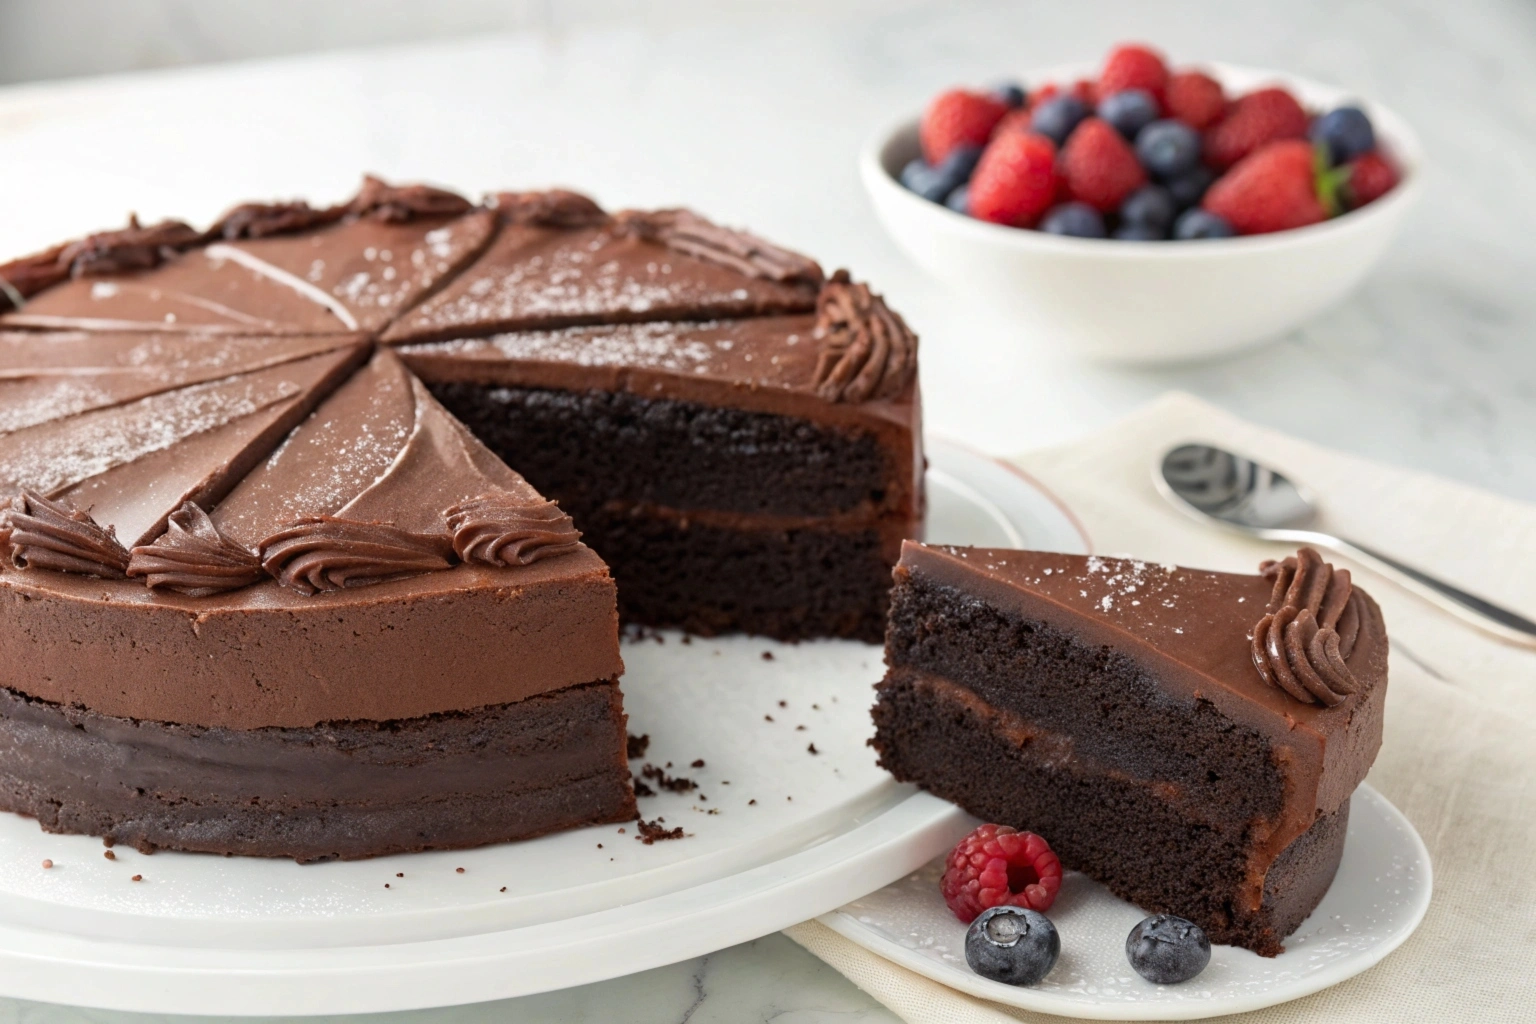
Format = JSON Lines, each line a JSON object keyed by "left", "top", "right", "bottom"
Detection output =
{"left": 0, "top": 1, "right": 1530, "bottom": 1020}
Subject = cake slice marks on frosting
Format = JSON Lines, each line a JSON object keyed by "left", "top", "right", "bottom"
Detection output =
{"left": 1251, "top": 547, "right": 1366, "bottom": 707}
{"left": 0, "top": 490, "right": 131, "bottom": 579}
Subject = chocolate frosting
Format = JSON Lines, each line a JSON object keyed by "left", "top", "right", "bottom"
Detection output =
{"left": 0, "top": 218, "right": 202, "bottom": 309}
{"left": 447, "top": 493, "right": 582, "bottom": 566}
{"left": 1251, "top": 548, "right": 1365, "bottom": 707}
{"left": 348, "top": 175, "right": 473, "bottom": 223}
{"left": 126, "top": 501, "right": 263, "bottom": 596}
{"left": 1, "top": 490, "right": 130, "bottom": 578}
{"left": 614, "top": 209, "right": 824, "bottom": 287}
{"left": 492, "top": 189, "right": 610, "bottom": 228}
{"left": 259, "top": 516, "right": 457, "bottom": 595}
{"left": 811, "top": 271, "right": 918, "bottom": 403}
{"left": 208, "top": 201, "right": 344, "bottom": 240}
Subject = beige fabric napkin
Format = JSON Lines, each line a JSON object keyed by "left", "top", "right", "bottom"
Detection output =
{"left": 786, "top": 392, "right": 1536, "bottom": 1024}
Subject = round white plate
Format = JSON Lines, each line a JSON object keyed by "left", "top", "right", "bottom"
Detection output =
{"left": 0, "top": 438, "right": 1086, "bottom": 1016}
{"left": 822, "top": 784, "right": 1432, "bottom": 1020}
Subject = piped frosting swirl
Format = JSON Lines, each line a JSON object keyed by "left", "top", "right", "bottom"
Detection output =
{"left": 613, "top": 209, "right": 825, "bottom": 288}
{"left": 446, "top": 493, "right": 582, "bottom": 567}
{"left": 493, "top": 189, "right": 611, "bottom": 228}
{"left": 0, "top": 491, "right": 131, "bottom": 579}
{"left": 347, "top": 175, "right": 472, "bottom": 223}
{"left": 208, "top": 201, "right": 345, "bottom": 240}
{"left": 811, "top": 270, "right": 919, "bottom": 403}
{"left": 1250, "top": 547, "right": 1365, "bottom": 707}
{"left": 259, "top": 517, "right": 456, "bottom": 596}
{"left": 126, "top": 502, "right": 264, "bottom": 597}
{"left": 0, "top": 217, "right": 203, "bottom": 309}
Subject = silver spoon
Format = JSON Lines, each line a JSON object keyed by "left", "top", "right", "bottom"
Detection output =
{"left": 1155, "top": 442, "right": 1536, "bottom": 648}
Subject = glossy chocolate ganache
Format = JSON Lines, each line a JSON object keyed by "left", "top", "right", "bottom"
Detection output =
{"left": 0, "top": 176, "right": 924, "bottom": 858}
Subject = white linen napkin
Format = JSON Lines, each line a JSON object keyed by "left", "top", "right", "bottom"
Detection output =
{"left": 787, "top": 392, "right": 1536, "bottom": 1023}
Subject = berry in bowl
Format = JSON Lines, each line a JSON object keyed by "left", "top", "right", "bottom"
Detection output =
{"left": 863, "top": 43, "right": 1421, "bottom": 364}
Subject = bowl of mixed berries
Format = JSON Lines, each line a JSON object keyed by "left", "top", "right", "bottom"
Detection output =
{"left": 861, "top": 43, "right": 1420, "bottom": 363}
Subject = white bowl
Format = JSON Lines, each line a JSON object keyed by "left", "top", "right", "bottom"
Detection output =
{"left": 861, "top": 64, "right": 1423, "bottom": 365}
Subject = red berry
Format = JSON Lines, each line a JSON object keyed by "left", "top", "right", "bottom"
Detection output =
{"left": 991, "top": 107, "right": 1033, "bottom": 139}
{"left": 941, "top": 824, "right": 1063, "bottom": 924}
{"left": 1203, "top": 87, "right": 1309, "bottom": 170}
{"left": 1345, "top": 151, "right": 1398, "bottom": 208}
{"left": 969, "top": 132, "right": 1058, "bottom": 227}
{"left": 1058, "top": 117, "right": 1147, "bottom": 212}
{"left": 1071, "top": 78, "right": 1099, "bottom": 108}
{"left": 921, "top": 89, "right": 1010, "bottom": 166}
{"left": 1164, "top": 71, "right": 1225, "bottom": 129}
{"left": 1028, "top": 83, "right": 1060, "bottom": 109}
{"left": 1099, "top": 44, "right": 1168, "bottom": 104}
{"left": 1203, "top": 139, "right": 1326, "bottom": 235}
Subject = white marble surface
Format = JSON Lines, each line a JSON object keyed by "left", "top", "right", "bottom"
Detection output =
{"left": 0, "top": 1, "right": 1530, "bottom": 1020}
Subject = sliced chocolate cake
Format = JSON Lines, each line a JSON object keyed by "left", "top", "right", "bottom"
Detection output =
{"left": 0, "top": 176, "right": 923, "bottom": 859}
{"left": 871, "top": 543, "right": 1388, "bottom": 956}
{"left": 390, "top": 194, "right": 921, "bottom": 641}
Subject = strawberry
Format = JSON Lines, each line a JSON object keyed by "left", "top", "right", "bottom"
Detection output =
{"left": 1203, "top": 140, "right": 1326, "bottom": 234}
{"left": 1058, "top": 117, "right": 1147, "bottom": 212}
{"left": 1099, "top": 44, "right": 1168, "bottom": 103}
{"left": 1203, "top": 87, "right": 1309, "bottom": 170}
{"left": 1165, "top": 71, "right": 1225, "bottom": 129}
{"left": 921, "top": 89, "right": 1010, "bottom": 165}
{"left": 1344, "top": 151, "right": 1398, "bottom": 208}
{"left": 969, "top": 132, "right": 1058, "bottom": 227}
{"left": 991, "top": 107, "right": 1033, "bottom": 139}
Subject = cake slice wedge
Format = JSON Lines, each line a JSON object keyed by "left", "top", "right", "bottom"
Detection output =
{"left": 870, "top": 543, "right": 1388, "bottom": 956}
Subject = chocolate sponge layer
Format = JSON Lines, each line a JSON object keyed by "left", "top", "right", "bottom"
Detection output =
{"left": 0, "top": 680, "right": 635, "bottom": 862}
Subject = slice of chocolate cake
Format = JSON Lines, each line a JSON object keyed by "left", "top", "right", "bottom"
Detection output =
{"left": 871, "top": 543, "right": 1388, "bottom": 956}
{"left": 389, "top": 193, "right": 920, "bottom": 641}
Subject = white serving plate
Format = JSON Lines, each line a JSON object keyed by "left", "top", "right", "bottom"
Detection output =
{"left": 0, "top": 437, "right": 1087, "bottom": 1016}
{"left": 824, "top": 783, "right": 1431, "bottom": 1020}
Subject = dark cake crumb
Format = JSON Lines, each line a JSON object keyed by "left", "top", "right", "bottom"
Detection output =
{"left": 778, "top": 700, "right": 787, "bottom": 707}
{"left": 103, "top": 851, "right": 116, "bottom": 861}
{"left": 796, "top": 725, "right": 806, "bottom": 731}
{"left": 597, "top": 843, "right": 603, "bottom": 849}
{"left": 681, "top": 635, "right": 692, "bottom": 645}
{"left": 396, "top": 872, "right": 403, "bottom": 878}
{"left": 456, "top": 867, "right": 465, "bottom": 874}
{"left": 764, "top": 714, "right": 774, "bottom": 722}
{"left": 131, "top": 875, "right": 142, "bottom": 882}
{"left": 627, "top": 733, "right": 651, "bottom": 759}
{"left": 41, "top": 859, "right": 52, "bottom": 869}
{"left": 500, "top": 887, "right": 507, "bottom": 892}
{"left": 691, "top": 759, "right": 705, "bottom": 768}
{"left": 635, "top": 818, "right": 686, "bottom": 844}
{"left": 749, "top": 799, "right": 757, "bottom": 805}
{"left": 808, "top": 743, "right": 819, "bottom": 754}
{"left": 762, "top": 651, "right": 774, "bottom": 661}
{"left": 633, "top": 777, "right": 656, "bottom": 797}
{"left": 641, "top": 764, "right": 697, "bottom": 792}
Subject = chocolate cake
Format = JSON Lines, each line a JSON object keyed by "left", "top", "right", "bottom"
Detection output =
{"left": 0, "top": 177, "right": 922, "bottom": 860}
{"left": 871, "top": 544, "right": 1388, "bottom": 956}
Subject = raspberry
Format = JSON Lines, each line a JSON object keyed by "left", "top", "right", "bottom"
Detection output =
{"left": 1344, "top": 151, "right": 1398, "bottom": 208}
{"left": 1164, "top": 71, "right": 1225, "bottom": 129}
{"left": 1099, "top": 44, "right": 1168, "bottom": 104}
{"left": 1058, "top": 117, "right": 1147, "bottom": 212}
{"left": 921, "top": 89, "right": 1010, "bottom": 166}
{"left": 968, "top": 132, "right": 1058, "bottom": 227}
{"left": 1203, "top": 87, "right": 1309, "bottom": 170}
{"left": 1203, "top": 139, "right": 1326, "bottom": 235}
{"left": 942, "top": 824, "right": 1063, "bottom": 924}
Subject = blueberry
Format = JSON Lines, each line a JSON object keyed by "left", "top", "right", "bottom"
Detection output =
{"left": 1172, "top": 208, "right": 1235, "bottom": 240}
{"left": 1125, "top": 914, "right": 1211, "bottom": 984}
{"left": 899, "top": 144, "right": 982, "bottom": 203}
{"left": 1040, "top": 202, "right": 1106, "bottom": 238}
{"left": 1030, "top": 95, "right": 1090, "bottom": 146}
{"left": 1164, "top": 165, "right": 1215, "bottom": 209}
{"left": 1120, "top": 185, "right": 1175, "bottom": 230}
{"left": 1136, "top": 120, "right": 1201, "bottom": 178}
{"left": 965, "top": 906, "right": 1060, "bottom": 986}
{"left": 945, "top": 185, "right": 971, "bottom": 215}
{"left": 1311, "top": 106, "right": 1375, "bottom": 166}
{"left": 1097, "top": 89, "right": 1159, "bottom": 141}
{"left": 1114, "top": 223, "right": 1167, "bottom": 241}
{"left": 992, "top": 82, "right": 1027, "bottom": 109}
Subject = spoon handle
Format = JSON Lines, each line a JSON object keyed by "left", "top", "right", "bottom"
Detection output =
{"left": 1327, "top": 537, "right": 1536, "bottom": 648}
